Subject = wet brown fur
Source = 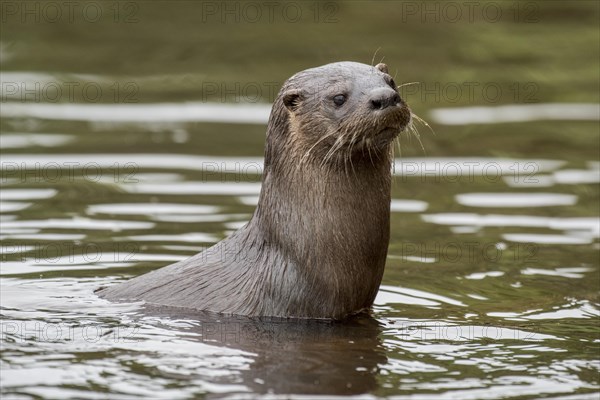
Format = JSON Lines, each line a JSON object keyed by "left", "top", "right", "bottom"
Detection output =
{"left": 97, "top": 62, "right": 411, "bottom": 320}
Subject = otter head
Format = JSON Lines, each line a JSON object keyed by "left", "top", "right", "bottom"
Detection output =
{"left": 270, "top": 61, "right": 411, "bottom": 168}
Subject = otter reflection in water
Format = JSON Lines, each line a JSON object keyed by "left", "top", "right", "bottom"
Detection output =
{"left": 139, "top": 305, "right": 387, "bottom": 395}
{"left": 98, "top": 62, "right": 411, "bottom": 319}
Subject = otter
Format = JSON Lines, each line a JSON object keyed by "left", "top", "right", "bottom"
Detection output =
{"left": 98, "top": 61, "right": 411, "bottom": 320}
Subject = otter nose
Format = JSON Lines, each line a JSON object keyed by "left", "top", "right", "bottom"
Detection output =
{"left": 369, "top": 88, "right": 401, "bottom": 110}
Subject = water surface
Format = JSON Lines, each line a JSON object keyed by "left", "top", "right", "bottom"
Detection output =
{"left": 1, "top": 1, "right": 599, "bottom": 399}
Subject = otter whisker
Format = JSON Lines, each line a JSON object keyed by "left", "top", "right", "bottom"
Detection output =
{"left": 346, "top": 129, "right": 361, "bottom": 176}
{"left": 397, "top": 81, "right": 420, "bottom": 89}
{"left": 406, "top": 119, "right": 426, "bottom": 154}
{"left": 315, "top": 124, "right": 359, "bottom": 179}
{"left": 394, "top": 134, "right": 402, "bottom": 159}
{"left": 337, "top": 131, "right": 351, "bottom": 178}
{"left": 371, "top": 47, "right": 382, "bottom": 66}
{"left": 321, "top": 137, "right": 340, "bottom": 167}
{"left": 341, "top": 130, "right": 356, "bottom": 178}
{"left": 320, "top": 133, "right": 346, "bottom": 170}
{"left": 344, "top": 131, "right": 359, "bottom": 177}
{"left": 347, "top": 125, "right": 369, "bottom": 178}
{"left": 302, "top": 122, "right": 356, "bottom": 168}
{"left": 390, "top": 139, "right": 395, "bottom": 172}
{"left": 414, "top": 129, "right": 426, "bottom": 154}
{"left": 390, "top": 136, "right": 400, "bottom": 184}
{"left": 301, "top": 130, "right": 337, "bottom": 165}
{"left": 365, "top": 137, "right": 375, "bottom": 166}
{"left": 408, "top": 112, "right": 435, "bottom": 154}
{"left": 411, "top": 113, "right": 435, "bottom": 136}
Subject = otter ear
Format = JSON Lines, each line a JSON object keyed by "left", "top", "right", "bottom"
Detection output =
{"left": 282, "top": 89, "right": 304, "bottom": 112}
{"left": 375, "top": 63, "right": 389, "bottom": 74}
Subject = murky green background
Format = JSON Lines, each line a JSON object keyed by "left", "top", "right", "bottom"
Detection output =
{"left": 1, "top": 1, "right": 599, "bottom": 399}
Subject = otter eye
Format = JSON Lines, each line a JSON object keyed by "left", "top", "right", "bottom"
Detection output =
{"left": 388, "top": 78, "right": 397, "bottom": 89}
{"left": 333, "top": 94, "right": 346, "bottom": 106}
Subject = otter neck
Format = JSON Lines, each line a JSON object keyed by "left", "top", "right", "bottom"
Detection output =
{"left": 252, "top": 129, "right": 393, "bottom": 316}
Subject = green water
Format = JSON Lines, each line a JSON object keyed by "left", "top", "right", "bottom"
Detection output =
{"left": 1, "top": 1, "right": 599, "bottom": 398}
